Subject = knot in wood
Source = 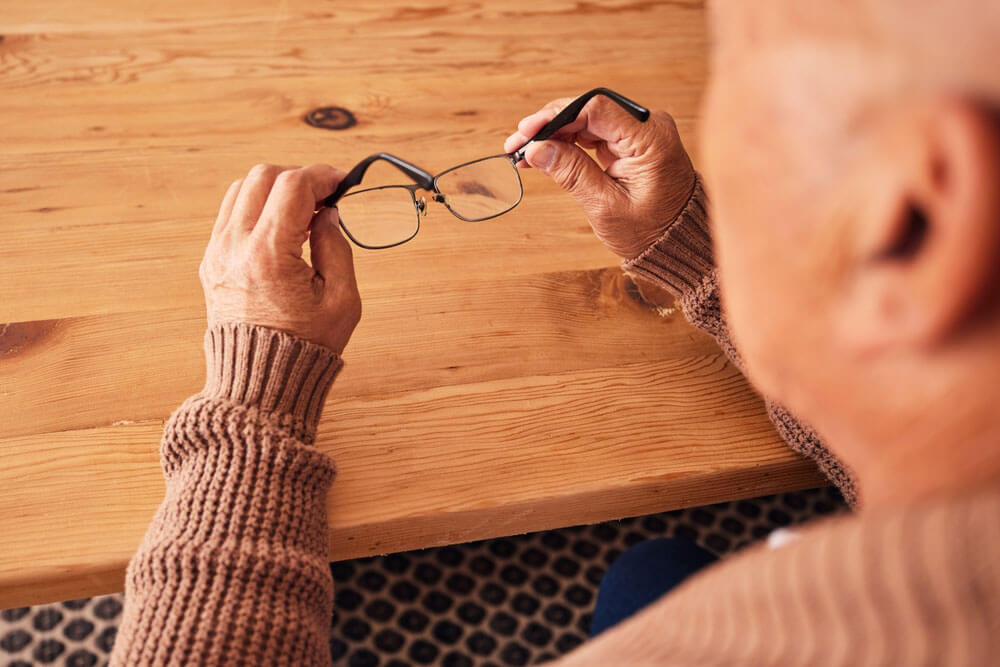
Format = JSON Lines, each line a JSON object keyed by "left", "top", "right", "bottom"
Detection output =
{"left": 303, "top": 106, "right": 357, "bottom": 131}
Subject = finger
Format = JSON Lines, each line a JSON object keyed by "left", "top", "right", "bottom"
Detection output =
{"left": 212, "top": 178, "right": 244, "bottom": 236}
{"left": 517, "top": 109, "right": 558, "bottom": 138}
{"left": 256, "top": 163, "right": 345, "bottom": 252}
{"left": 524, "top": 139, "right": 619, "bottom": 214}
{"left": 567, "top": 95, "right": 661, "bottom": 158}
{"left": 506, "top": 119, "right": 592, "bottom": 168}
{"left": 506, "top": 99, "right": 613, "bottom": 165}
{"left": 516, "top": 100, "right": 602, "bottom": 145}
{"left": 526, "top": 95, "right": 658, "bottom": 160}
{"left": 229, "top": 164, "right": 291, "bottom": 234}
{"left": 504, "top": 97, "right": 575, "bottom": 165}
{"left": 309, "top": 207, "right": 356, "bottom": 289}
{"left": 503, "top": 131, "right": 531, "bottom": 155}
{"left": 516, "top": 97, "right": 574, "bottom": 137}
{"left": 504, "top": 131, "right": 535, "bottom": 167}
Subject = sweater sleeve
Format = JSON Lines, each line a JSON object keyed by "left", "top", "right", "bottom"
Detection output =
{"left": 111, "top": 322, "right": 342, "bottom": 666}
{"left": 622, "top": 175, "right": 858, "bottom": 506}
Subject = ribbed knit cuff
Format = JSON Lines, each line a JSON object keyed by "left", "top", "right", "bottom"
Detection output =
{"left": 622, "top": 174, "right": 714, "bottom": 298}
{"left": 202, "top": 322, "right": 343, "bottom": 443}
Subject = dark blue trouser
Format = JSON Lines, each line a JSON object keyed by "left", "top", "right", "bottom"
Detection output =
{"left": 590, "top": 538, "right": 718, "bottom": 637}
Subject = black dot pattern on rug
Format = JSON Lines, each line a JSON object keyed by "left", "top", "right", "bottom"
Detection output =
{"left": 93, "top": 596, "right": 122, "bottom": 621}
{"left": 32, "top": 608, "right": 62, "bottom": 632}
{"left": 33, "top": 638, "right": 66, "bottom": 663}
{"left": 0, "top": 488, "right": 844, "bottom": 665}
{"left": 320, "top": 487, "right": 841, "bottom": 665}
{"left": 61, "top": 598, "right": 91, "bottom": 611}
{"left": 1, "top": 608, "right": 30, "bottom": 623}
{"left": 0, "top": 592, "right": 125, "bottom": 667}
{"left": 66, "top": 648, "right": 99, "bottom": 667}
{"left": 64, "top": 618, "right": 95, "bottom": 641}
{"left": 1, "top": 629, "right": 31, "bottom": 653}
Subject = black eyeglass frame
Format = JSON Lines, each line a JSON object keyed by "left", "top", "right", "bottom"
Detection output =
{"left": 327, "top": 153, "right": 524, "bottom": 249}
{"left": 322, "top": 87, "right": 649, "bottom": 250}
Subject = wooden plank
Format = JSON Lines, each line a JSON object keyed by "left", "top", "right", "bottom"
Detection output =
{"left": 0, "top": 356, "right": 825, "bottom": 607}
{"left": 0, "top": 1, "right": 705, "bottom": 36}
{"left": 0, "top": 267, "right": 718, "bottom": 439}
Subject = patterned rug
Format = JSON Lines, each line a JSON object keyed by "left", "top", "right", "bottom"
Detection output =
{"left": 1, "top": 487, "right": 845, "bottom": 666}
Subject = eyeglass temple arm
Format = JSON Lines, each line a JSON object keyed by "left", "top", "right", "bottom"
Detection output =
{"left": 510, "top": 87, "right": 650, "bottom": 163}
{"left": 323, "top": 153, "right": 435, "bottom": 207}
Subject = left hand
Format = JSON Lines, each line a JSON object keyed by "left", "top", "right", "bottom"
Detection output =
{"left": 199, "top": 163, "right": 362, "bottom": 354}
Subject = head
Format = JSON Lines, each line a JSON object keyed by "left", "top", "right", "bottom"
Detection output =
{"left": 701, "top": 1, "right": 1000, "bottom": 505}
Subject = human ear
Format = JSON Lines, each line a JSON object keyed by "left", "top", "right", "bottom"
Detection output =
{"left": 836, "top": 98, "right": 1000, "bottom": 353}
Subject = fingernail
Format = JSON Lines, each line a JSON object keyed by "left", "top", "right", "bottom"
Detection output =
{"left": 529, "top": 143, "right": 556, "bottom": 172}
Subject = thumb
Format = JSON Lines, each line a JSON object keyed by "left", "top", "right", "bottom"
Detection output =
{"left": 524, "top": 140, "right": 617, "bottom": 213}
{"left": 309, "top": 207, "right": 355, "bottom": 285}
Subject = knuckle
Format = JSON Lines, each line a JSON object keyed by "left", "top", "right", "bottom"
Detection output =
{"left": 587, "top": 94, "right": 610, "bottom": 113}
{"left": 584, "top": 95, "right": 617, "bottom": 122}
{"left": 651, "top": 112, "right": 680, "bottom": 144}
{"left": 547, "top": 97, "right": 572, "bottom": 113}
{"left": 306, "top": 162, "right": 336, "bottom": 177}
{"left": 247, "top": 163, "right": 281, "bottom": 181}
{"left": 274, "top": 168, "right": 304, "bottom": 188}
{"left": 652, "top": 109, "right": 677, "bottom": 127}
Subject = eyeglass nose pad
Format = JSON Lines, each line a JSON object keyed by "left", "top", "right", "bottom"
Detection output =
{"left": 415, "top": 195, "right": 427, "bottom": 216}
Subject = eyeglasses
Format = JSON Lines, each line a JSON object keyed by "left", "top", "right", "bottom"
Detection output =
{"left": 322, "top": 87, "right": 649, "bottom": 250}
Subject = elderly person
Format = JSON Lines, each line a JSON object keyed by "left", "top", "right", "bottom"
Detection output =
{"left": 112, "top": 0, "right": 1000, "bottom": 664}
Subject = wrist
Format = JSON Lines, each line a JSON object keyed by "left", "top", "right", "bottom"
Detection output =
{"left": 201, "top": 321, "right": 343, "bottom": 443}
{"left": 622, "top": 174, "right": 713, "bottom": 297}
{"left": 615, "top": 227, "right": 675, "bottom": 260}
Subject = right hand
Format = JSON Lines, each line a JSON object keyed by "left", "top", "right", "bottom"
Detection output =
{"left": 199, "top": 163, "right": 362, "bottom": 354}
{"left": 504, "top": 94, "right": 697, "bottom": 260}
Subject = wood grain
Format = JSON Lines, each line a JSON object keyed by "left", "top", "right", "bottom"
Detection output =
{"left": 0, "top": 0, "right": 825, "bottom": 607}
{"left": 0, "top": 355, "right": 823, "bottom": 608}
{"left": 0, "top": 268, "right": 721, "bottom": 439}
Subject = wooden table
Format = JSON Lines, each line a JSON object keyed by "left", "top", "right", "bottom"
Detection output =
{"left": 0, "top": 0, "right": 825, "bottom": 608}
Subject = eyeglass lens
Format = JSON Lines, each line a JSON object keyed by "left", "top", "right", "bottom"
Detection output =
{"left": 434, "top": 156, "right": 522, "bottom": 222}
{"left": 336, "top": 155, "right": 522, "bottom": 248}
{"left": 337, "top": 185, "right": 420, "bottom": 249}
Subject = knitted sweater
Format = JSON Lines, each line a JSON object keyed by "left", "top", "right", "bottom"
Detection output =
{"left": 112, "top": 325, "right": 341, "bottom": 666}
{"left": 112, "top": 178, "right": 1000, "bottom": 665}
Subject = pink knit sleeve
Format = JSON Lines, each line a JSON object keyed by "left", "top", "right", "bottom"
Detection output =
{"left": 622, "top": 175, "right": 857, "bottom": 505}
{"left": 112, "top": 322, "right": 342, "bottom": 666}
